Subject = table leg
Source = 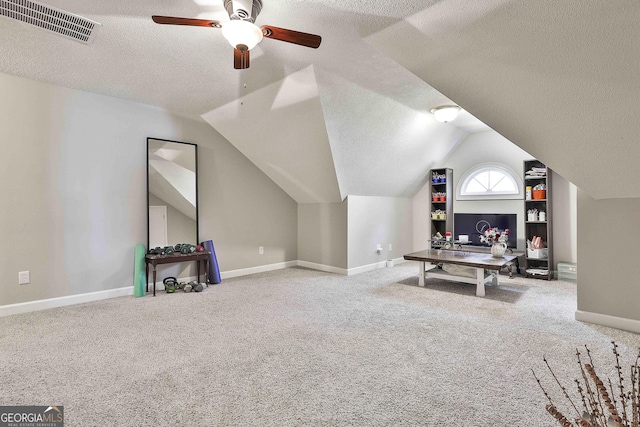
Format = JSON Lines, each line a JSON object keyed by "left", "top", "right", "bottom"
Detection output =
{"left": 197, "top": 260, "right": 201, "bottom": 283}
{"left": 153, "top": 265, "right": 157, "bottom": 297}
{"left": 418, "top": 261, "right": 425, "bottom": 287}
{"left": 204, "top": 259, "right": 209, "bottom": 284}
{"left": 475, "top": 267, "right": 485, "bottom": 297}
{"left": 145, "top": 263, "right": 149, "bottom": 293}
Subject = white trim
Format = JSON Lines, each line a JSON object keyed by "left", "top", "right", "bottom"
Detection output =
{"left": 0, "top": 257, "right": 408, "bottom": 317}
{"left": 346, "top": 257, "right": 406, "bottom": 275}
{"left": 0, "top": 286, "right": 133, "bottom": 317}
{"left": 347, "top": 261, "right": 387, "bottom": 275}
{"left": 575, "top": 310, "right": 640, "bottom": 334}
{"left": 220, "top": 261, "right": 298, "bottom": 279}
{"left": 297, "top": 260, "right": 348, "bottom": 275}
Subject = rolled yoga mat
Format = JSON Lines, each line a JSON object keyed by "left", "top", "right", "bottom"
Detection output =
{"left": 201, "top": 240, "right": 222, "bottom": 284}
{"left": 134, "top": 244, "right": 146, "bottom": 297}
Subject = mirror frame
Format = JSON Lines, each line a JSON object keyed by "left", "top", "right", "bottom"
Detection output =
{"left": 146, "top": 137, "right": 199, "bottom": 250}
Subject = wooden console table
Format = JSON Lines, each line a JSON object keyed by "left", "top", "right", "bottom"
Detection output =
{"left": 145, "top": 252, "right": 210, "bottom": 296}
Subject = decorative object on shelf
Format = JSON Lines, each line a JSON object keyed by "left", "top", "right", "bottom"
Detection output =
{"left": 532, "top": 341, "right": 640, "bottom": 427}
{"left": 431, "top": 209, "right": 446, "bottom": 219}
{"left": 432, "top": 192, "right": 446, "bottom": 201}
{"left": 431, "top": 171, "right": 446, "bottom": 183}
{"left": 532, "top": 183, "right": 547, "bottom": 199}
{"left": 526, "top": 185, "right": 532, "bottom": 200}
{"left": 525, "top": 167, "right": 547, "bottom": 178}
{"left": 527, "top": 208, "right": 539, "bottom": 222}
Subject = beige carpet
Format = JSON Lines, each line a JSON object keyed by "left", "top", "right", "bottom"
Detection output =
{"left": 0, "top": 263, "right": 638, "bottom": 426}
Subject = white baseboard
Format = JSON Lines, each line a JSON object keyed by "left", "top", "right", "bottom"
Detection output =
{"left": 0, "top": 286, "right": 133, "bottom": 318}
{"left": 575, "top": 310, "right": 640, "bottom": 334}
{"left": 347, "top": 261, "right": 387, "bottom": 275}
{"left": 296, "top": 260, "right": 348, "bottom": 275}
{"left": 347, "top": 257, "right": 407, "bottom": 275}
{"left": 220, "top": 260, "right": 298, "bottom": 279}
{"left": 0, "top": 258, "right": 410, "bottom": 317}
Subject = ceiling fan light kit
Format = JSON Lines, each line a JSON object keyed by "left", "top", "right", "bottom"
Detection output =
{"left": 152, "top": 0, "right": 321, "bottom": 69}
{"left": 221, "top": 19, "right": 263, "bottom": 51}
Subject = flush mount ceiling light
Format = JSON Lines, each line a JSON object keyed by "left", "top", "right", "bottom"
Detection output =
{"left": 431, "top": 105, "right": 460, "bottom": 123}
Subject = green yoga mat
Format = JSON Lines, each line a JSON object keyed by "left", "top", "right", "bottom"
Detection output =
{"left": 134, "top": 244, "right": 146, "bottom": 297}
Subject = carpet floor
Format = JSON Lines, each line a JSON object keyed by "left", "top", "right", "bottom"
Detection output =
{"left": 0, "top": 263, "right": 638, "bottom": 426}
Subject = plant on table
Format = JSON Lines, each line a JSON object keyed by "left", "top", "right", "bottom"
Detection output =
{"left": 479, "top": 228, "right": 509, "bottom": 245}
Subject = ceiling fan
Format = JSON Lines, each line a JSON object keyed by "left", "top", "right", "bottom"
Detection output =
{"left": 152, "top": 0, "right": 321, "bottom": 69}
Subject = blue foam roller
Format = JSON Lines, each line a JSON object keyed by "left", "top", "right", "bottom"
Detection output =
{"left": 201, "top": 239, "right": 221, "bottom": 284}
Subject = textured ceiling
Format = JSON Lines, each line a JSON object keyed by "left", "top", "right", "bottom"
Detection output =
{"left": 1, "top": 0, "right": 637, "bottom": 201}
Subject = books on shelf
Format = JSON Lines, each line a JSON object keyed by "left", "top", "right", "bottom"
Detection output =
{"left": 525, "top": 167, "right": 546, "bottom": 178}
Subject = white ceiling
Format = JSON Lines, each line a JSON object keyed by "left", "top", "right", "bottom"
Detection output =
{"left": 2, "top": 0, "right": 638, "bottom": 201}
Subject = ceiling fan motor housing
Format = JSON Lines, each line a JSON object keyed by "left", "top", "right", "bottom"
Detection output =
{"left": 224, "top": 0, "right": 262, "bottom": 22}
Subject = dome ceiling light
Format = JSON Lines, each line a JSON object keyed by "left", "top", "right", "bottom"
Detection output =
{"left": 431, "top": 105, "right": 460, "bottom": 123}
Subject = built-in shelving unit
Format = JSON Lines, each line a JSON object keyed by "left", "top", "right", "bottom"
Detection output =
{"left": 430, "top": 168, "right": 453, "bottom": 248}
{"left": 523, "top": 160, "right": 553, "bottom": 280}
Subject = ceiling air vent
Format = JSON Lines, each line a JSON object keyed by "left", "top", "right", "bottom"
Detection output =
{"left": 0, "top": 0, "right": 101, "bottom": 44}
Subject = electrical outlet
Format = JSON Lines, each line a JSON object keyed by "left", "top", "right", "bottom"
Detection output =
{"left": 18, "top": 271, "right": 30, "bottom": 285}
{"left": 259, "top": 246, "right": 264, "bottom": 255}
{"left": 388, "top": 244, "right": 393, "bottom": 251}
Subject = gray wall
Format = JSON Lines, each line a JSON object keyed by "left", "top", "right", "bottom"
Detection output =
{"left": 552, "top": 171, "right": 578, "bottom": 265}
{"left": 0, "top": 72, "right": 297, "bottom": 306}
{"left": 298, "top": 202, "right": 348, "bottom": 269}
{"left": 577, "top": 191, "right": 640, "bottom": 322}
{"left": 347, "top": 196, "right": 413, "bottom": 269}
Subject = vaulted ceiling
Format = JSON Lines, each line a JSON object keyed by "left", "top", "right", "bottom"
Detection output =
{"left": 2, "top": 0, "right": 638, "bottom": 202}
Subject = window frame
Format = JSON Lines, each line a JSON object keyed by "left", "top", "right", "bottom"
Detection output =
{"left": 456, "top": 163, "right": 523, "bottom": 200}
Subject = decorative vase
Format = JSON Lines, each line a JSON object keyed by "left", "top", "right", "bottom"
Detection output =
{"left": 491, "top": 242, "right": 507, "bottom": 258}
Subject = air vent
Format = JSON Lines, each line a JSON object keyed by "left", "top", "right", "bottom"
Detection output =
{"left": 0, "top": 0, "right": 101, "bottom": 44}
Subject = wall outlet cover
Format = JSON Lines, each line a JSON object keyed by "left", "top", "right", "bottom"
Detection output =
{"left": 18, "top": 271, "right": 30, "bottom": 285}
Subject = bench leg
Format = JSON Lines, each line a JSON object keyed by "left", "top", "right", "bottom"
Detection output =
{"left": 418, "top": 261, "right": 425, "bottom": 287}
{"left": 475, "top": 267, "right": 485, "bottom": 297}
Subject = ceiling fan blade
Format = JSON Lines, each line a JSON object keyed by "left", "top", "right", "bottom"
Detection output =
{"left": 151, "top": 15, "right": 221, "bottom": 28}
{"left": 234, "top": 48, "right": 250, "bottom": 69}
{"left": 260, "top": 25, "right": 321, "bottom": 49}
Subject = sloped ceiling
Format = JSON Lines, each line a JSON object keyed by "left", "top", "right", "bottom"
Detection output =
{"left": 366, "top": 0, "right": 640, "bottom": 200}
{"left": 1, "top": 0, "right": 637, "bottom": 201}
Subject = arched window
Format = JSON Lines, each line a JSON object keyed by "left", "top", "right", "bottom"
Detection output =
{"left": 457, "top": 163, "right": 522, "bottom": 200}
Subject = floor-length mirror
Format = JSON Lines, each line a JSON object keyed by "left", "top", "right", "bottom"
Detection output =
{"left": 147, "top": 138, "right": 198, "bottom": 250}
